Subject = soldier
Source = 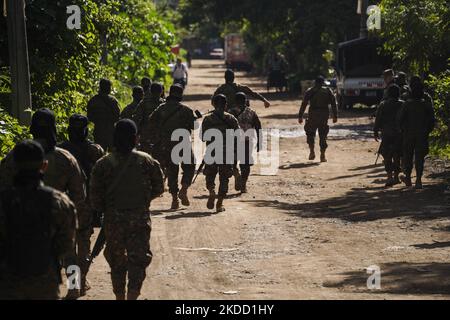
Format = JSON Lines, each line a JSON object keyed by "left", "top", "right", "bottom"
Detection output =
{"left": 402, "top": 76, "right": 434, "bottom": 108}
{"left": 202, "top": 94, "right": 240, "bottom": 212}
{"left": 213, "top": 69, "right": 271, "bottom": 110}
{"left": 121, "top": 86, "right": 144, "bottom": 120}
{"left": 59, "top": 114, "right": 105, "bottom": 296}
{"left": 0, "top": 108, "right": 86, "bottom": 299}
{"left": 382, "top": 69, "right": 396, "bottom": 101}
{"left": 141, "top": 77, "right": 152, "bottom": 96}
{"left": 396, "top": 72, "right": 410, "bottom": 98}
{"left": 374, "top": 85, "right": 403, "bottom": 187}
{"left": 134, "top": 83, "right": 165, "bottom": 130}
{"left": 90, "top": 119, "right": 164, "bottom": 300}
{"left": 298, "top": 76, "right": 338, "bottom": 162}
{"left": 87, "top": 79, "right": 121, "bottom": 151}
{"left": 0, "top": 140, "right": 77, "bottom": 300}
{"left": 228, "top": 92, "right": 262, "bottom": 193}
{"left": 147, "top": 84, "right": 197, "bottom": 210}
{"left": 398, "top": 80, "right": 436, "bottom": 189}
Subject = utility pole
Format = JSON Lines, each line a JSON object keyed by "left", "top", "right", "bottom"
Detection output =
{"left": 5, "top": 0, "right": 32, "bottom": 125}
{"left": 357, "top": 0, "right": 369, "bottom": 39}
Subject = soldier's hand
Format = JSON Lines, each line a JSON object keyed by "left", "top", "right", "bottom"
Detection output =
{"left": 298, "top": 117, "right": 304, "bottom": 124}
{"left": 333, "top": 117, "right": 338, "bottom": 124}
{"left": 264, "top": 100, "right": 271, "bottom": 108}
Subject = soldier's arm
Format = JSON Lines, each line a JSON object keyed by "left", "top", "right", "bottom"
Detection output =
{"left": 201, "top": 118, "right": 211, "bottom": 142}
{"left": 299, "top": 89, "right": 312, "bottom": 118}
{"left": 329, "top": 89, "right": 338, "bottom": 119}
{"left": 87, "top": 98, "right": 97, "bottom": 123}
{"left": 52, "top": 193, "right": 77, "bottom": 261}
{"left": 426, "top": 98, "right": 436, "bottom": 135}
{"left": 239, "top": 85, "right": 269, "bottom": 104}
{"left": 66, "top": 154, "right": 87, "bottom": 209}
{"left": 133, "top": 102, "right": 145, "bottom": 130}
{"left": 112, "top": 98, "right": 121, "bottom": 122}
{"left": 89, "top": 160, "right": 107, "bottom": 213}
{"left": 147, "top": 158, "right": 164, "bottom": 200}
{"left": 374, "top": 102, "right": 385, "bottom": 137}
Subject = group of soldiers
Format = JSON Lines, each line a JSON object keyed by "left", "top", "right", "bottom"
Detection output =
{"left": 0, "top": 68, "right": 270, "bottom": 300}
{"left": 374, "top": 69, "right": 436, "bottom": 189}
{"left": 0, "top": 61, "right": 436, "bottom": 300}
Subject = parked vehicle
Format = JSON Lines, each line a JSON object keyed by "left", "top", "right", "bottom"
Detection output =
{"left": 334, "top": 37, "right": 391, "bottom": 109}
{"left": 224, "top": 34, "right": 252, "bottom": 71}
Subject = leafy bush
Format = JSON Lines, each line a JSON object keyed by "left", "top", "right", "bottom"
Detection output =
{"left": 427, "top": 67, "right": 450, "bottom": 158}
{"left": 0, "top": 108, "right": 31, "bottom": 160}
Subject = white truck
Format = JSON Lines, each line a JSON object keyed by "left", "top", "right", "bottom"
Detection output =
{"left": 334, "top": 37, "right": 391, "bottom": 109}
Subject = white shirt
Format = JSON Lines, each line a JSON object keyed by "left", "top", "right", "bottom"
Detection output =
{"left": 173, "top": 63, "right": 188, "bottom": 79}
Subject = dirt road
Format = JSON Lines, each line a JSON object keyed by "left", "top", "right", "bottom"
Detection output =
{"left": 84, "top": 60, "right": 450, "bottom": 300}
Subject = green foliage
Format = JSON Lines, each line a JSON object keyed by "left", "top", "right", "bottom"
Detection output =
{"left": 379, "top": 0, "right": 450, "bottom": 76}
{"left": 0, "top": 0, "right": 176, "bottom": 158}
{"left": 0, "top": 108, "right": 31, "bottom": 159}
{"left": 427, "top": 66, "right": 450, "bottom": 158}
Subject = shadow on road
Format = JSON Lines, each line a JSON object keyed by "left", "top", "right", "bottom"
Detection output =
{"left": 323, "top": 262, "right": 450, "bottom": 295}
{"left": 243, "top": 171, "right": 449, "bottom": 223}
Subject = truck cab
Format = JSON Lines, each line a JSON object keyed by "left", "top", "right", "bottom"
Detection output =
{"left": 335, "top": 37, "right": 391, "bottom": 109}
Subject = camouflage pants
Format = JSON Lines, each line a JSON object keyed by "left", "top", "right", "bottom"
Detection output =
{"left": 158, "top": 150, "right": 195, "bottom": 195}
{"left": 380, "top": 134, "right": 402, "bottom": 174}
{"left": 77, "top": 227, "right": 93, "bottom": 288}
{"left": 104, "top": 213, "right": 153, "bottom": 296}
{"left": 402, "top": 135, "right": 429, "bottom": 178}
{"left": 235, "top": 139, "right": 255, "bottom": 182}
{"left": 204, "top": 164, "right": 233, "bottom": 197}
{"left": 304, "top": 114, "right": 330, "bottom": 150}
{"left": 0, "top": 272, "right": 60, "bottom": 300}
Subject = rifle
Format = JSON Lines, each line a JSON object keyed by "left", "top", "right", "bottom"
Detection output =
{"left": 374, "top": 140, "right": 383, "bottom": 165}
{"left": 85, "top": 228, "right": 105, "bottom": 272}
{"left": 192, "top": 160, "right": 205, "bottom": 184}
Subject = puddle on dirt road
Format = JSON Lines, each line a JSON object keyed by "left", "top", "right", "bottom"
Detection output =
{"left": 268, "top": 125, "right": 373, "bottom": 140}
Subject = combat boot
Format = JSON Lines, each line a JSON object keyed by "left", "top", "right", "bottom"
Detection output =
{"left": 401, "top": 175, "right": 413, "bottom": 187}
{"left": 64, "top": 288, "right": 80, "bottom": 300}
{"left": 320, "top": 150, "right": 327, "bottom": 162}
{"left": 415, "top": 178, "right": 423, "bottom": 190}
{"left": 115, "top": 293, "right": 126, "bottom": 300}
{"left": 308, "top": 146, "right": 316, "bottom": 160}
{"left": 216, "top": 197, "right": 226, "bottom": 213}
{"left": 178, "top": 184, "right": 190, "bottom": 206}
{"left": 393, "top": 172, "right": 401, "bottom": 185}
{"left": 127, "top": 291, "right": 140, "bottom": 300}
{"left": 385, "top": 173, "right": 395, "bottom": 188}
{"left": 207, "top": 190, "right": 216, "bottom": 210}
{"left": 171, "top": 194, "right": 180, "bottom": 210}
{"left": 241, "top": 179, "right": 248, "bottom": 194}
{"left": 233, "top": 168, "right": 242, "bottom": 191}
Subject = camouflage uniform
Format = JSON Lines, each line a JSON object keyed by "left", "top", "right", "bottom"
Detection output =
{"left": 0, "top": 146, "right": 86, "bottom": 209}
{"left": 374, "top": 98, "right": 404, "bottom": 175}
{"left": 299, "top": 86, "right": 338, "bottom": 152}
{"left": 214, "top": 83, "right": 267, "bottom": 109}
{"left": 147, "top": 99, "right": 196, "bottom": 196}
{"left": 0, "top": 179, "right": 77, "bottom": 300}
{"left": 398, "top": 98, "right": 435, "bottom": 179}
{"left": 201, "top": 111, "right": 240, "bottom": 197}
{"left": 228, "top": 105, "right": 262, "bottom": 187}
{"left": 87, "top": 94, "right": 121, "bottom": 151}
{"left": 134, "top": 93, "right": 165, "bottom": 154}
{"left": 90, "top": 150, "right": 164, "bottom": 298}
{"left": 59, "top": 140, "right": 104, "bottom": 292}
{"left": 120, "top": 100, "right": 140, "bottom": 120}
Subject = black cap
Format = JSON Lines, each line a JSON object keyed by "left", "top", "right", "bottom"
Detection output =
{"left": 212, "top": 94, "right": 227, "bottom": 108}
{"left": 151, "top": 82, "right": 163, "bottom": 95}
{"left": 115, "top": 119, "right": 137, "bottom": 136}
{"left": 69, "top": 114, "right": 89, "bottom": 128}
{"left": 235, "top": 92, "right": 247, "bottom": 105}
{"left": 13, "top": 139, "right": 45, "bottom": 171}
{"left": 169, "top": 84, "right": 184, "bottom": 99}
{"left": 225, "top": 69, "right": 235, "bottom": 82}
{"left": 315, "top": 76, "right": 325, "bottom": 85}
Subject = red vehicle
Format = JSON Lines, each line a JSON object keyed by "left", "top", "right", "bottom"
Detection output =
{"left": 224, "top": 34, "right": 252, "bottom": 71}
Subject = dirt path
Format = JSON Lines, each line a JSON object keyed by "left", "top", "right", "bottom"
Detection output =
{"left": 84, "top": 60, "right": 450, "bottom": 300}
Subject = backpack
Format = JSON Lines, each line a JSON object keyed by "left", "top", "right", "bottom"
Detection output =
{"left": 1, "top": 185, "right": 56, "bottom": 276}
